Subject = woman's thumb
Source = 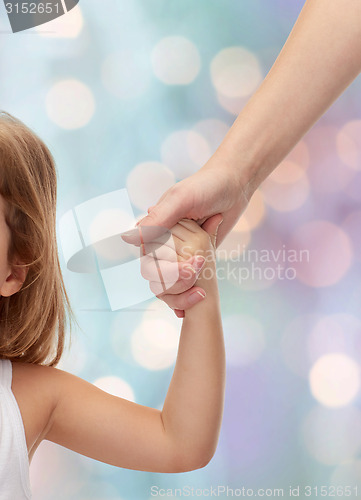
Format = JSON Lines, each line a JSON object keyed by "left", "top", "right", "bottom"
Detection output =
{"left": 121, "top": 185, "right": 189, "bottom": 244}
{"left": 201, "top": 214, "right": 223, "bottom": 247}
{"left": 136, "top": 188, "right": 184, "bottom": 230}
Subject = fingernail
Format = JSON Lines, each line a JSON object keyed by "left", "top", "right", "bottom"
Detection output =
{"left": 121, "top": 228, "right": 139, "bottom": 236}
{"left": 193, "top": 256, "right": 205, "bottom": 272}
{"left": 188, "top": 290, "right": 206, "bottom": 305}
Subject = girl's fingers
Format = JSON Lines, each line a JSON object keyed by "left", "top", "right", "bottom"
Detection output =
{"left": 142, "top": 233, "right": 195, "bottom": 262}
{"left": 148, "top": 267, "right": 199, "bottom": 295}
{"left": 176, "top": 219, "right": 200, "bottom": 233}
{"left": 141, "top": 257, "right": 197, "bottom": 284}
{"left": 157, "top": 287, "right": 206, "bottom": 311}
{"left": 122, "top": 221, "right": 201, "bottom": 261}
{"left": 167, "top": 221, "right": 195, "bottom": 242}
{"left": 142, "top": 242, "right": 178, "bottom": 262}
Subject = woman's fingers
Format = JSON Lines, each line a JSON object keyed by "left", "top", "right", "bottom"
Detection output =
{"left": 121, "top": 225, "right": 170, "bottom": 246}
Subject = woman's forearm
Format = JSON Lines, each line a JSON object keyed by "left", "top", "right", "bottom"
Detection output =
{"left": 218, "top": 0, "right": 361, "bottom": 198}
{"left": 160, "top": 262, "right": 225, "bottom": 470}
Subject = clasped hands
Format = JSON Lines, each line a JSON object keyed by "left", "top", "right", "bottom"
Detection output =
{"left": 121, "top": 214, "right": 223, "bottom": 317}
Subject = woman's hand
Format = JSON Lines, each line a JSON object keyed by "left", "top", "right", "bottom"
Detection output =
{"left": 135, "top": 152, "right": 249, "bottom": 246}
{"left": 122, "top": 154, "right": 248, "bottom": 316}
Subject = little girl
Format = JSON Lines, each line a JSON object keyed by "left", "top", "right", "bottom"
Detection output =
{"left": 0, "top": 112, "right": 225, "bottom": 499}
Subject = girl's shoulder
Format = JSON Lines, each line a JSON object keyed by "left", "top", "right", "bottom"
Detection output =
{"left": 11, "top": 361, "right": 59, "bottom": 462}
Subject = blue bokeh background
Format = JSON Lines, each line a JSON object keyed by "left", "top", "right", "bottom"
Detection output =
{"left": 1, "top": 1, "right": 361, "bottom": 499}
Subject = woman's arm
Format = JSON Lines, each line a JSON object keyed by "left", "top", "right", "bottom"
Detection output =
{"left": 136, "top": 0, "right": 361, "bottom": 240}
{"left": 221, "top": 0, "right": 361, "bottom": 202}
{"left": 125, "top": 0, "right": 361, "bottom": 314}
{"left": 14, "top": 217, "right": 224, "bottom": 473}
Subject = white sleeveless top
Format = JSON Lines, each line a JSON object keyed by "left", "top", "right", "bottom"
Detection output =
{"left": 0, "top": 359, "right": 32, "bottom": 499}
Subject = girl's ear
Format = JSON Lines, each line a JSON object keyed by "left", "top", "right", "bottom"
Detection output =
{"left": 0, "top": 263, "right": 28, "bottom": 297}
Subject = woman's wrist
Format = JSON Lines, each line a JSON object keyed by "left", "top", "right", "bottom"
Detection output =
{"left": 207, "top": 56, "right": 290, "bottom": 197}
{"left": 208, "top": 124, "right": 264, "bottom": 204}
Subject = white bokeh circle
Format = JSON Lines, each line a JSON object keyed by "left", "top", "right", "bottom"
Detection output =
{"left": 93, "top": 376, "right": 135, "bottom": 402}
{"left": 309, "top": 353, "right": 360, "bottom": 408}
{"left": 46, "top": 79, "right": 95, "bottom": 129}
{"left": 36, "top": 5, "right": 83, "bottom": 38}
{"left": 161, "top": 130, "right": 211, "bottom": 179}
{"left": 151, "top": 36, "right": 201, "bottom": 85}
{"left": 210, "top": 46, "right": 262, "bottom": 98}
{"left": 126, "top": 162, "right": 175, "bottom": 211}
{"left": 131, "top": 317, "right": 180, "bottom": 370}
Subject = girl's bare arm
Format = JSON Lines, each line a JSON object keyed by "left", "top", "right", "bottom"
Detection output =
{"left": 13, "top": 218, "right": 224, "bottom": 473}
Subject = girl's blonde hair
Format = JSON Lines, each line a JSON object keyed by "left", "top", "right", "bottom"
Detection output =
{"left": 0, "top": 111, "right": 73, "bottom": 366}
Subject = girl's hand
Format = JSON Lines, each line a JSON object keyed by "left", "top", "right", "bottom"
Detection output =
{"left": 138, "top": 215, "right": 223, "bottom": 316}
